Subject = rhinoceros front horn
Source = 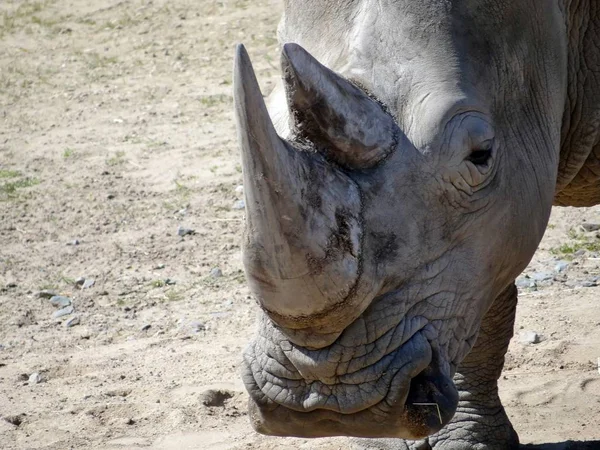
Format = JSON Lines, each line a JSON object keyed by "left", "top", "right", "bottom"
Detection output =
{"left": 234, "top": 44, "right": 365, "bottom": 332}
{"left": 281, "top": 43, "right": 397, "bottom": 169}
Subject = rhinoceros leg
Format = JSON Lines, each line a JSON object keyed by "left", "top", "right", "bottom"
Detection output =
{"left": 423, "top": 283, "right": 520, "bottom": 450}
{"left": 351, "top": 285, "right": 519, "bottom": 450}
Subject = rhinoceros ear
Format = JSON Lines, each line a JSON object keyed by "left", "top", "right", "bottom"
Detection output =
{"left": 281, "top": 43, "right": 398, "bottom": 169}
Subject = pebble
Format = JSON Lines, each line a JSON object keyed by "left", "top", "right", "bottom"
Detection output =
{"left": 66, "top": 239, "right": 80, "bottom": 246}
{"left": 53, "top": 305, "right": 74, "bottom": 318}
{"left": 199, "top": 389, "right": 234, "bottom": 407}
{"left": 50, "top": 296, "right": 72, "bottom": 308}
{"left": 231, "top": 199, "right": 245, "bottom": 210}
{"left": 177, "top": 225, "right": 195, "bottom": 237}
{"left": 2, "top": 414, "right": 24, "bottom": 426}
{"left": 519, "top": 331, "right": 541, "bottom": 345}
{"left": 581, "top": 223, "right": 600, "bottom": 232}
{"left": 531, "top": 272, "right": 553, "bottom": 282}
{"left": 190, "top": 321, "right": 206, "bottom": 333}
{"left": 210, "top": 268, "right": 223, "bottom": 278}
{"left": 65, "top": 316, "right": 80, "bottom": 328}
{"left": 141, "top": 324, "right": 151, "bottom": 331}
{"left": 515, "top": 277, "right": 536, "bottom": 289}
{"left": 6, "top": 282, "right": 17, "bottom": 288}
{"left": 221, "top": 299, "right": 233, "bottom": 309}
{"left": 28, "top": 372, "right": 42, "bottom": 384}
{"left": 82, "top": 278, "right": 95, "bottom": 289}
{"left": 554, "top": 261, "right": 569, "bottom": 273}
{"left": 75, "top": 277, "right": 86, "bottom": 286}
{"left": 155, "top": 264, "right": 165, "bottom": 270}
{"left": 164, "top": 278, "right": 176, "bottom": 285}
{"left": 36, "top": 290, "right": 58, "bottom": 299}
{"left": 234, "top": 185, "right": 244, "bottom": 195}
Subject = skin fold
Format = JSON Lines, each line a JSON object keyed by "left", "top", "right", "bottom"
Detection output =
{"left": 234, "top": 1, "right": 600, "bottom": 448}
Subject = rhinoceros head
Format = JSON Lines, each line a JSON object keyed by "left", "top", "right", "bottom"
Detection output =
{"left": 235, "top": 1, "right": 566, "bottom": 440}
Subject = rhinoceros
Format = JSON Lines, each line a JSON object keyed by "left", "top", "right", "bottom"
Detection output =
{"left": 233, "top": 1, "right": 600, "bottom": 448}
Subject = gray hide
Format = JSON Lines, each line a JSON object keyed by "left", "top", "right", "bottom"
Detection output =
{"left": 234, "top": 1, "right": 600, "bottom": 448}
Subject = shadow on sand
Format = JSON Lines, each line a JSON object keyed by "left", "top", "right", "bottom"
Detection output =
{"left": 522, "top": 442, "right": 600, "bottom": 450}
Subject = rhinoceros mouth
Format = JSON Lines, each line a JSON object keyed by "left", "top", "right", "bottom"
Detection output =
{"left": 242, "top": 325, "right": 459, "bottom": 439}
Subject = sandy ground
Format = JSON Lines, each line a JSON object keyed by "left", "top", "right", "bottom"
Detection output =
{"left": 0, "top": 1, "right": 599, "bottom": 449}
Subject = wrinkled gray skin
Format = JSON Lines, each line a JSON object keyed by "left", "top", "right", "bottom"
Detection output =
{"left": 234, "top": 1, "right": 600, "bottom": 449}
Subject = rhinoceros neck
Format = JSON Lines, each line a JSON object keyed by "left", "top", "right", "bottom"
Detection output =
{"left": 555, "top": 0, "right": 600, "bottom": 207}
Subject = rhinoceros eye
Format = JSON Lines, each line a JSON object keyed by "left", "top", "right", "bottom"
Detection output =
{"left": 467, "top": 140, "right": 493, "bottom": 166}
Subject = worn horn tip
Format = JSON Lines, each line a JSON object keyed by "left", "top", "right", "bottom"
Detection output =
{"left": 234, "top": 43, "right": 249, "bottom": 63}
{"left": 234, "top": 43, "right": 253, "bottom": 84}
{"left": 281, "top": 42, "right": 314, "bottom": 76}
{"left": 233, "top": 43, "right": 267, "bottom": 111}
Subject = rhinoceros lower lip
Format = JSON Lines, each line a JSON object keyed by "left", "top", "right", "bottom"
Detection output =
{"left": 242, "top": 330, "right": 458, "bottom": 439}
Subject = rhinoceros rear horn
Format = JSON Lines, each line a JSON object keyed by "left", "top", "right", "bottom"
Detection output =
{"left": 281, "top": 43, "right": 397, "bottom": 169}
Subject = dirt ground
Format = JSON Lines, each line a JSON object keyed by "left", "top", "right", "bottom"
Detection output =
{"left": 0, "top": 1, "right": 599, "bottom": 449}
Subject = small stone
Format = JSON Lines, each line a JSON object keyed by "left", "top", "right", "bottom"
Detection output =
{"left": 221, "top": 299, "right": 233, "bottom": 309}
{"left": 579, "top": 280, "right": 597, "bottom": 288}
{"left": 106, "top": 389, "right": 131, "bottom": 397}
{"left": 155, "top": 264, "right": 165, "bottom": 270}
{"left": 164, "top": 278, "right": 176, "bottom": 285}
{"left": 65, "top": 316, "right": 80, "bottom": 328}
{"left": 189, "top": 321, "right": 205, "bottom": 333}
{"left": 28, "top": 372, "right": 42, "bottom": 384}
{"left": 53, "top": 305, "right": 74, "bottom": 318}
{"left": 199, "top": 389, "right": 234, "bottom": 407}
{"left": 36, "top": 290, "right": 58, "bottom": 299}
{"left": 50, "top": 296, "right": 72, "bottom": 308}
{"left": 82, "top": 278, "right": 95, "bottom": 289}
{"left": 554, "top": 261, "right": 569, "bottom": 273}
{"left": 581, "top": 223, "right": 600, "bottom": 232}
{"left": 519, "top": 331, "right": 541, "bottom": 345}
{"left": 141, "top": 324, "right": 151, "bottom": 331}
{"left": 531, "top": 272, "right": 553, "bottom": 282}
{"left": 75, "top": 277, "right": 85, "bottom": 286}
{"left": 234, "top": 185, "right": 244, "bottom": 196}
{"left": 231, "top": 199, "right": 245, "bottom": 210}
{"left": 6, "top": 282, "right": 17, "bottom": 288}
{"left": 515, "top": 276, "right": 536, "bottom": 289}
{"left": 66, "top": 239, "right": 80, "bottom": 246}
{"left": 2, "top": 414, "right": 24, "bottom": 426}
{"left": 99, "top": 290, "right": 109, "bottom": 296}
{"left": 573, "top": 249, "right": 587, "bottom": 257}
{"left": 177, "top": 225, "right": 195, "bottom": 237}
{"left": 210, "top": 268, "right": 222, "bottom": 278}
{"left": 125, "top": 418, "right": 135, "bottom": 425}
{"left": 107, "top": 193, "right": 116, "bottom": 200}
